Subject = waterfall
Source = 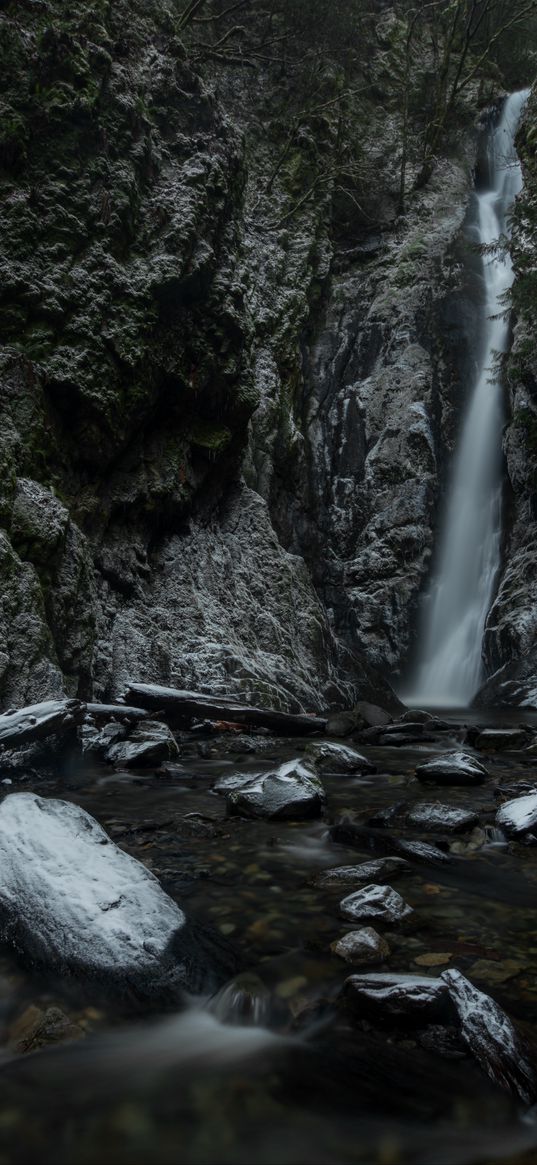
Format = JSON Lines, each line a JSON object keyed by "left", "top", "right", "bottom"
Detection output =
{"left": 405, "top": 89, "right": 530, "bottom": 709}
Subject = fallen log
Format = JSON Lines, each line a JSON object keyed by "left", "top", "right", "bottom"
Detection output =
{"left": 0, "top": 700, "right": 86, "bottom": 750}
{"left": 85, "top": 703, "right": 150, "bottom": 724}
{"left": 122, "top": 683, "right": 327, "bottom": 736}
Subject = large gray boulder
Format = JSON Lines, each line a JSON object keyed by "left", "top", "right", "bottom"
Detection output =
{"left": 226, "top": 759, "right": 325, "bottom": 820}
{"left": 415, "top": 751, "right": 488, "bottom": 786}
{"left": 0, "top": 793, "right": 232, "bottom": 999}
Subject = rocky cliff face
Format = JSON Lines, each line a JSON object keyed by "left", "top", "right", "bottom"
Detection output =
{"left": 0, "top": 0, "right": 494, "bottom": 712}
{"left": 477, "top": 88, "right": 537, "bottom": 709}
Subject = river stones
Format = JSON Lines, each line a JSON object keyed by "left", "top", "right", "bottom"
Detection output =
{"left": 472, "top": 727, "right": 531, "bottom": 752}
{"left": 406, "top": 801, "right": 478, "bottom": 833}
{"left": 415, "top": 751, "right": 488, "bottom": 786}
{"left": 315, "top": 857, "right": 410, "bottom": 889}
{"left": 442, "top": 968, "right": 536, "bottom": 1104}
{"left": 226, "top": 759, "right": 325, "bottom": 820}
{"left": 343, "top": 972, "right": 448, "bottom": 1021}
{"left": 331, "top": 927, "right": 390, "bottom": 965}
{"left": 105, "top": 720, "right": 179, "bottom": 767}
{"left": 340, "top": 884, "right": 413, "bottom": 924}
{"left": 0, "top": 793, "right": 229, "bottom": 999}
{"left": 305, "top": 741, "right": 376, "bottom": 774}
{"left": 496, "top": 791, "right": 537, "bottom": 839}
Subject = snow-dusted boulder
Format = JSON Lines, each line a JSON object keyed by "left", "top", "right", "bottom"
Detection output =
{"left": 226, "top": 759, "right": 325, "bottom": 820}
{"left": 339, "top": 884, "right": 413, "bottom": 924}
{"left": 105, "top": 720, "right": 179, "bottom": 768}
{"left": 0, "top": 793, "right": 231, "bottom": 999}
{"left": 305, "top": 741, "right": 376, "bottom": 774}
{"left": 442, "top": 969, "right": 536, "bottom": 1103}
{"left": 416, "top": 751, "right": 488, "bottom": 786}
{"left": 406, "top": 801, "right": 478, "bottom": 832}
{"left": 331, "top": 927, "right": 390, "bottom": 965}
{"left": 496, "top": 791, "right": 537, "bottom": 839}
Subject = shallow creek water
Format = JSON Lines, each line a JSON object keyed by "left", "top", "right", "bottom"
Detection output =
{"left": 1, "top": 720, "right": 537, "bottom": 1164}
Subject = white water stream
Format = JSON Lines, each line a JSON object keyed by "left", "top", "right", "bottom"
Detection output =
{"left": 406, "top": 89, "right": 530, "bottom": 708}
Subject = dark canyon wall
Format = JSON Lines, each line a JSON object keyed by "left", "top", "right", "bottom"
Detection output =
{"left": 0, "top": 0, "right": 532, "bottom": 711}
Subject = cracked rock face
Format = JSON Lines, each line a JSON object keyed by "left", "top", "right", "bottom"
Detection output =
{"left": 0, "top": 0, "right": 483, "bottom": 712}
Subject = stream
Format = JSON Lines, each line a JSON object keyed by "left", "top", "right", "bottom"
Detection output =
{"left": 0, "top": 718, "right": 537, "bottom": 1164}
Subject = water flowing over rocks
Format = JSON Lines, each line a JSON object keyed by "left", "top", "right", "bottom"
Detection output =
{"left": 0, "top": 793, "right": 232, "bottom": 999}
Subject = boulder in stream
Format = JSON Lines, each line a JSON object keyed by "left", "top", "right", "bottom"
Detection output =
{"left": 305, "top": 741, "right": 376, "bottom": 774}
{"left": 343, "top": 972, "right": 449, "bottom": 1022}
{"left": 416, "top": 751, "right": 488, "bottom": 786}
{"left": 442, "top": 968, "right": 536, "bottom": 1104}
{"left": 226, "top": 759, "right": 325, "bottom": 820}
{"left": 406, "top": 801, "right": 478, "bottom": 833}
{"left": 339, "top": 884, "right": 413, "bottom": 924}
{"left": 472, "top": 727, "right": 531, "bottom": 752}
{"left": 496, "top": 791, "right": 537, "bottom": 840}
{"left": 0, "top": 793, "right": 231, "bottom": 1000}
{"left": 105, "top": 721, "right": 179, "bottom": 767}
{"left": 315, "top": 857, "right": 410, "bottom": 889}
{"left": 331, "top": 927, "right": 390, "bottom": 965}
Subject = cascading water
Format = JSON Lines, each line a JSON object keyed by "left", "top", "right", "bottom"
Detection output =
{"left": 405, "top": 89, "right": 530, "bottom": 709}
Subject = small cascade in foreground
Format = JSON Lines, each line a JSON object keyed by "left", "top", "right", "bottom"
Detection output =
{"left": 405, "top": 89, "right": 530, "bottom": 709}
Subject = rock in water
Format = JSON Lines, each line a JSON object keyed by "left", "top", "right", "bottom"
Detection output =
{"left": 496, "top": 792, "right": 537, "bottom": 839}
{"left": 416, "top": 752, "right": 488, "bottom": 786}
{"left": 331, "top": 928, "right": 390, "bottom": 965}
{"left": 0, "top": 793, "right": 229, "bottom": 999}
{"left": 105, "top": 720, "right": 179, "bottom": 767}
{"left": 315, "top": 857, "right": 410, "bottom": 888}
{"left": 226, "top": 759, "right": 325, "bottom": 820}
{"left": 343, "top": 972, "right": 448, "bottom": 1021}
{"left": 305, "top": 741, "right": 376, "bottom": 774}
{"left": 442, "top": 968, "right": 537, "bottom": 1104}
{"left": 406, "top": 802, "right": 478, "bottom": 833}
{"left": 473, "top": 728, "right": 531, "bottom": 752}
{"left": 339, "top": 884, "right": 413, "bottom": 924}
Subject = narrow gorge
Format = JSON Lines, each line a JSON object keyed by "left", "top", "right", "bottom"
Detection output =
{"left": 1, "top": 3, "right": 537, "bottom": 1164}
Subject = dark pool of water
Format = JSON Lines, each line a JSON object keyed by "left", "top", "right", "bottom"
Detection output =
{"left": 0, "top": 730, "right": 537, "bottom": 1164}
